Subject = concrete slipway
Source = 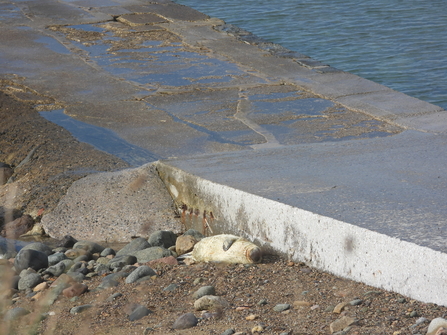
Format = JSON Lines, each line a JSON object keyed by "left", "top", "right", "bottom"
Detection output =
{"left": 1, "top": 0, "right": 447, "bottom": 305}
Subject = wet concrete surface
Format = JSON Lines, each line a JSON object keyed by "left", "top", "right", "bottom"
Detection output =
{"left": 1, "top": 0, "right": 447, "bottom": 304}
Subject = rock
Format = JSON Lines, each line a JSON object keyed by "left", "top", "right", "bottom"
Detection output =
{"left": 33, "top": 282, "right": 49, "bottom": 292}
{"left": 57, "top": 235, "right": 77, "bottom": 248}
{"left": 148, "top": 230, "right": 177, "bottom": 249}
{"left": 172, "top": 312, "right": 198, "bottom": 329}
{"left": 63, "top": 283, "right": 88, "bottom": 298}
{"left": 333, "top": 301, "right": 349, "bottom": 313}
{"left": 349, "top": 299, "right": 363, "bottom": 306}
{"left": 14, "top": 248, "right": 48, "bottom": 272}
{"left": 18, "top": 273, "right": 43, "bottom": 290}
{"left": 125, "top": 265, "right": 156, "bottom": 283}
{"left": 100, "top": 248, "right": 115, "bottom": 257}
{"left": 21, "top": 242, "right": 53, "bottom": 256}
{"left": 194, "top": 295, "right": 229, "bottom": 311}
{"left": 293, "top": 300, "right": 311, "bottom": 308}
{"left": 108, "top": 255, "right": 137, "bottom": 270}
{"left": 21, "top": 222, "right": 45, "bottom": 237}
{"left": 221, "top": 330, "right": 236, "bottom": 335}
{"left": 184, "top": 229, "right": 204, "bottom": 241}
{"left": 44, "top": 262, "right": 66, "bottom": 277}
{"left": 3, "top": 307, "right": 30, "bottom": 320}
{"left": 193, "top": 286, "right": 216, "bottom": 299}
{"left": 163, "top": 283, "right": 178, "bottom": 291}
{"left": 65, "top": 248, "right": 91, "bottom": 259}
{"left": 192, "top": 234, "right": 262, "bottom": 264}
{"left": 252, "top": 325, "right": 264, "bottom": 333}
{"left": 59, "top": 259, "right": 74, "bottom": 271}
{"left": 106, "top": 292, "right": 122, "bottom": 301}
{"left": 273, "top": 304, "right": 290, "bottom": 312}
{"left": 128, "top": 305, "right": 152, "bottom": 321}
{"left": 175, "top": 235, "right": 197, "bottom": 255}
{"left": 146, "top": 255, "right": 178, "bottom": 267}
{"left": 427, "top": 318, "right": 447, "bottom": 335}
{"left": 330, "top": 316, "right": 357, "bottom": 333}
{"left": 70, "top": 304, "right": 93, "bottom": 314}
{"left": 73, "top": 241, "right": 104, "bottom": 254}
{"left": 116, "top": 237, "right": 150, "bottom": 256}
{"left": 48, "top": 252, "right": 67, "bottom": 266}
{"left": 0, "top": 162, "right": 13, "bottom": 185}
{"left": 132, "top": 246, "right": 172, "bottom": 263}
{"left": 1, "top": 215, "right": 34, "bottom": 239}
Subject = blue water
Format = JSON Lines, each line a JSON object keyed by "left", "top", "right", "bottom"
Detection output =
{"left": 175, "top": 0, "right": 447, "bottom": 110}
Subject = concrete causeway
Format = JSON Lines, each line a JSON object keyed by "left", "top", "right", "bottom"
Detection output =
{"left": 1, "top": 0, "right": 447, "bottom": 305}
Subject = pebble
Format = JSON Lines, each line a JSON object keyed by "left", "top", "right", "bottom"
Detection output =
{"left": 184, "top": 229, "right": 204, "bottom": 241}
{"left": 221, "top": 329, "right": 235, "bottom": 335}
{"left": 33, "top": 282, "right": 49, "bottom": 292}
{"left": 73, "top": 240, "right": 104, "bottom": 254}
{"left": 108, "top": 255, "right": 137, "bottom": 268}
{"left": 125, "top": 265, "right": 156, "bottom": 284}
{"left": 57, "top": 235, "right": 77, "bottom": 248}
{"left": 100, "top": 247, "right": 115, "bottom": 257}
{"left": 62, "top": 283, "right": 88, "bottom": 298}
{"left": 257, "top": 299, "right": 268, "bottom": 306}
{"left": 18, "top": 273, "right": 43, "bottom": 290}
{"left": 193, "top": 285, "right": 216, "bottom": 299}
{"left": 246, "top": 314, "right": 258, "bottom": 320}
{"left": 70, "top": 304, "right": 93, "bottom": 314}
{"left": 333, "top": 301, "right": 349, "bottom": 313}
{"left": 175, "top": 234, "right": 197, "bottom": 255}
{"left": 148, "top": 230, "right": 177, "bottom": 249}
{"left": 273, "top": 304, "right": 290, "bottom": 312}
{"left": 128, "top": 305, "right": 152, "bottom": 321}
{"left": 293, "top": 300, "right": 311, "bottom": 308}
{"left": 172, "top": 312, "right": 198, "bottom": 329}
{"left": 132, "top": 246, "right": 172, "bottom": 263}
{"left": 106, "top": 292, "right": 122, "bottom": 301}
{"left": 64, "top": 248, "right": 90, "bottom": 259}
{"left": 22, "top": 242, "right": 53, "bottom": 256}
{"left": 14, "top": 248, "right": 49, "bottom": 272}
{"left": 146, "top": 255, "right": 178, "bottom": 266}
{"left": 116, "top": 237, "right": 150, "bottom": 256}
{"left": 163, "top": 283, "right": 179, "bottom": 291}
{"left": 4, "top": 307, "right": 30, "bottom": 320}
{"left": 194, "top": 295, "right": 229, "bottom": 311}
{"left": 251, "top": 325, "right": 264, "bottom": 333}
{"left": 48, "top": 252, "right": 67, "bottom": 266}
{"left": 45, "top": 262, "right": 66, "bottom": 277}
{"left": 349, "top": 299, "right": 363, "bottom": 306}
{"left": 330, "top": 316, "right": 357, "bottom": 333}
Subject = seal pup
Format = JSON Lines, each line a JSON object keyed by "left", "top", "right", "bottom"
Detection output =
{"left": 191, "top": 234, "right": 262, "bottom": 264}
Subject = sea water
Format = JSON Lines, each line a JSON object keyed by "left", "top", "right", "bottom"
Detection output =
{"left": 175, "top": 0, "right": 447, "bottom": 110}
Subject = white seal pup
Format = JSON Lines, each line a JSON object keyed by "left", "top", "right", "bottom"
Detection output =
{"left": 191, "top": 234, "right": 262, "bottom": 264}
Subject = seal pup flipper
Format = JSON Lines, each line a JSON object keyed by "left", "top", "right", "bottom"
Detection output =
{"left": 222, "top": 236, "right": 239, "bottom": 251}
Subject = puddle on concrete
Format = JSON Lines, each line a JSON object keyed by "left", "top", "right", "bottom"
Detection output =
{"left": 40, "top": 109, "right": 159, "bottom": 166}
{"left": 51, "top": 22, "right": 264, "bottom": 89}
{"left": 35, "top": 36, "right": 71, "bottom": 55}
{"left": 0, "top": 3, "right": 23, "bottom": 21}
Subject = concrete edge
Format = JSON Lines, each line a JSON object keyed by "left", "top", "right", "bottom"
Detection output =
{"left": 155, "top": 160, "right": 447, "bottom": 306}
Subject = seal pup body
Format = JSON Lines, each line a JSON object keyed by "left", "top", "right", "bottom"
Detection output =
{"left": 191, "top": 234, "right": 262, "bottom": 264}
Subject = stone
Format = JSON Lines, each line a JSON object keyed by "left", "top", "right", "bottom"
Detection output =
{"left": 125, "top": 265, "right": 156, "bottom": 284}
{"left": 73, "top": 241, "right": 104, "bottom": 254}
{"left": 70, "top": 304, "right": 93, "bottom": 314}
{"left": 57, "top": 235, "right": 77, "bottom": 248}
{"left": 146, "top": 255, "right": 178, "bottom": 267}
{"left": 63, "top": 283, "right": 88, "bottom": 298}
{"left": 172, "top": 312, "right": 198, "bottom": 329}
{"left": 1, "top": 215, "right": 34, "bottom": 239}
{"left": 100, "top": 248, "right": 115, "bottom": 257}
{"left": 48, "top": 252, "right": 67, "bottom": 266}
{"left": 175, "top": 235, "right": 197, "bottom": 255}
{"left": 427, "top": 318, "right": 447, "bottom": 335}
{"left": 128, "top": 305, "right": 152, "bottom": 321}
{"left": 65, "top": 248, "right": 91, "bottom": 259}
{"left": 33, "top": 282, "right": 49, "bottom": 292}
{"left": 330, "top": 316, "right": 357, "bottom": 333}
{"left": 333, "top": 301, "right": 349, "bottom": 313}
{"left": 193, "top": 286, "right": 216, "bottom": 299}
{"left": 0, "top": 162, "right": 13, "bottom": 185}
{"left": 21, "top": 242, "right": 53, "bottom": 256}
{"left": 18, "top": 273, "right": 43, "bottom": 290}
{"left": 163, "top": 283, "right": 178, "bottom": 291}
{"left": 44, "top": 262, "right": 66, "bottom": 277}
{"left": 148, "top": 230, "right": 177, "bottom": 249}
{"left": 14, "top": 248, "right": 48, "bottom": 272}
{"left": 349, "top": 299, "right": 363, "bottom": 306}
{"left": 116, "top": 237, "right": 150, "bottom": 256}
{"left": 194, "top": 295, "right": 229, "bottom": 311}
{"left": 221, "top": 330, "right": 236, "bottom": 335}
{"left": 293, "top": 300, "right": 311, "bottom": 308}
{"left": 184, "top": 229, "right": 204, "bottom": 241}
{"left": 3, "top": 307, "right": 30, "bottom": 320}
{"left": 273, "top": 304, "right": 291, "bottom": 312}
{"left": 132, "top": 246, "right": 172, "bottom": 263}
{"left": 108, "top": 255, "right": 137, "bottom": 268}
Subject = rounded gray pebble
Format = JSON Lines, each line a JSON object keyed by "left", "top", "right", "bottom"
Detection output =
{"left": 193, "top": 286, "right": 216, "bottom": 299}
{"left": 221, "top": 329, "right": 235, "bottom": 335}
{"left": 125, "top": 265, "right": 156, "bottom": 284}
{"left": 273, "top": 304, "right": 291, "bottom": 312}
{"left": 18, "top": 273, "right": 43, "bottom": 290}
{"left": 116, "top": 238, "right": 150, "bottom": 256}
{"left": 4, "top": 307, "right": 30, "bottom": 320}
{"left": 70, "top": 304, "right": 93, "bottom": 314}
{"left": 129, "top": 305, "right": 152, "bottom": 321}
{"left": 48, "top": 252, "right": 67, "bottom": 266}
{"left": 349, "top": 299, "right": 363, "bottom": 306}
{"left": 172, "top": 312, "right": 198, "bottom": 329}
{"left": 100, "top": 247, "right": 115, "bottom": 257}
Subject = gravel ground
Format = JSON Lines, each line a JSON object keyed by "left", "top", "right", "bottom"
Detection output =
{"left": 1, "top": 90, "right": 446, "bottom": 335}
